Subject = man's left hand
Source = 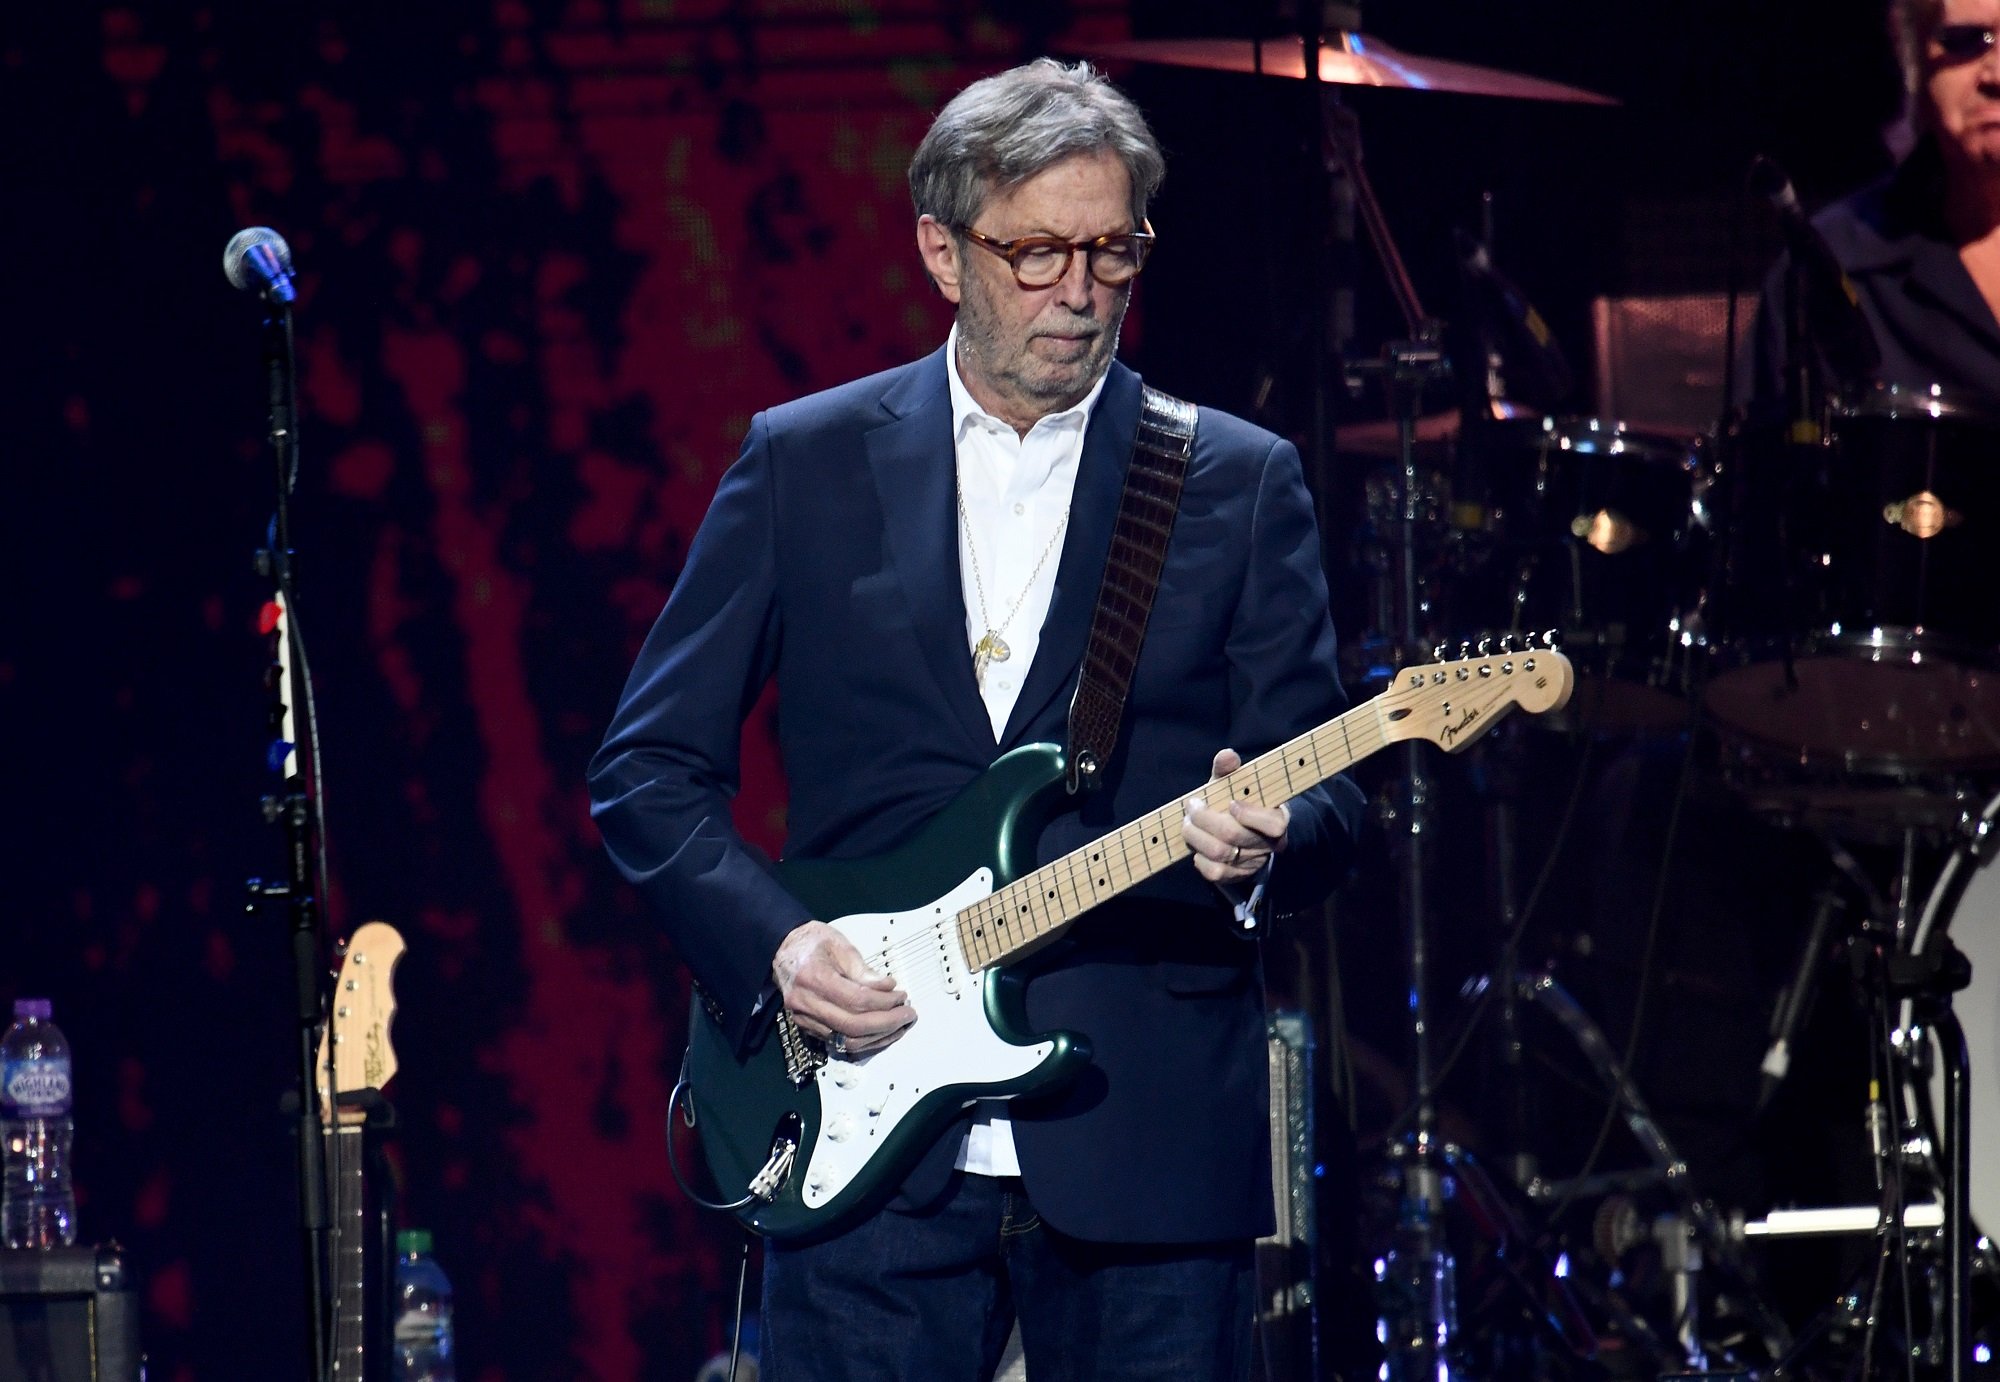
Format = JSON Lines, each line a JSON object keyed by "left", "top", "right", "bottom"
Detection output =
{"left": 1183, "top": 747, "right": 1289, "bottom": 884}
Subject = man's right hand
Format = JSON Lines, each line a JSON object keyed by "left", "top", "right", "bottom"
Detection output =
{"left": 772, "top": 920, "right": 916, "bottom": 1056}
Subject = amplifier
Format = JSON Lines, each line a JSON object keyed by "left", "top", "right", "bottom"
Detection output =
{"left": 1257, "top": 1010, "right": 1316, "bottom": 1381}
{"left": 0, "top": 1245, "right": 142, "bottom": 1382}
{"left": 1590, "top": 292, "right": 1758, "bottom": 435}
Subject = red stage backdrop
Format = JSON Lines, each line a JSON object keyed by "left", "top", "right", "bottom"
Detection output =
{"left": 2, "top": 4, "right": 1120, "bottom": 1378}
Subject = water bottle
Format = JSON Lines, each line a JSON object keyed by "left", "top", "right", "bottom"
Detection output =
{"left": 2, "top": 998, "right": 76, "bottom": 1249}
{"left": 1374, "top": 1195, "right": 1457, "bottom": 1382}
{"left": 394, "top": 1228, "right": 455, "bottom": 1381}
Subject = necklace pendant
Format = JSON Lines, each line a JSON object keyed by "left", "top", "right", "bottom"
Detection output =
{"left": 973, "top": 631, "right": 1010, "bottom": 687}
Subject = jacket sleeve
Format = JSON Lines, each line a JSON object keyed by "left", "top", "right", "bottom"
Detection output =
{"left": 1224, "top": 433, "right": 1366, "bottom": 915}
{"left": 587, "top": 411, "right": 811, "bottom": 1053}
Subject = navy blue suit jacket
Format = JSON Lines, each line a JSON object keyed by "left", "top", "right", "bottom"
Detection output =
{"left": 589, "top": 348, "right": 1365, "bottom": 1242}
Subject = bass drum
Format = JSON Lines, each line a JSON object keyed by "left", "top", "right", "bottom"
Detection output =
{"left": 1907, "top": 831, "right": 2000, "bottom": 1237}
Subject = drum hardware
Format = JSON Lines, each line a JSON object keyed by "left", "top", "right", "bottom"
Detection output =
{"left": 1510, "top": 971, "right": 1792, "bottom": 1361}
{"left": 1735, "top": 1202, "right": 1946, "bottom": 1240}
{"left": 1369, "top": 1139, "right": 1610, "bottom": 1380}
{"left": 1895, "top": 786, "right": 2000, "bottom": 1379}
{"left": 1747, "top": 793, "right": 1991, "bottom": 1382}
{"left": 1593, "top": 1201, "right": 1714, "bottom": 1369}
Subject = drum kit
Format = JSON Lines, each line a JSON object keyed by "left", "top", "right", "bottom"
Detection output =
{"left": 1081, "top": 17, "right": 2000, "bottom": 1382}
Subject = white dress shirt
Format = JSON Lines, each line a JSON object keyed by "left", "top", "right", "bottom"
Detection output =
{"left": 945, "top": 325, "right": 1106, "bottom": 1176}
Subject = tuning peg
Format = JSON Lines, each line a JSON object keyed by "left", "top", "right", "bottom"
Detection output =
{"left": 1541, "top": 629, "right": 1559, "bottom": 649}
{"left": 1458, "top": 640, "right": 1473, "bottom": 660}
{"left": 1432, "top": 641, "right": 1447, "bottom": 662}
{"left": 1498, "top": 632, "right": 1516, "bottom": 652}
{"left": 1477, "top": 635, "right": 1492, "bottom": 656}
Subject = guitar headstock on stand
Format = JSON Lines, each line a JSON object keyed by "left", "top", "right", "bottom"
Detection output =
{"left": 316, "top": 921, "right": 406, "bottom": 1382}
{"left": 316, "top": 921, "right": 406, "bottom": 1125}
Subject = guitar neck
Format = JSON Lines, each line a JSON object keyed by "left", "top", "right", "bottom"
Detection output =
{"left": 956, "top": 696, "right": 1388, "bottom": 970}
{"left": 328, "top": 1122, "right": 368, "bottom": 1381}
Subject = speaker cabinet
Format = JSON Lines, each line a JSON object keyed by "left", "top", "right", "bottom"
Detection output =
{"left": 0, "top": 1246, "right": 142, "bottom": 1382}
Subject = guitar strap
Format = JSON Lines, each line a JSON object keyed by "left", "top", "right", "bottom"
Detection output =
{"left": 1064, "top": 384, "right": 1198, "bottom": 793}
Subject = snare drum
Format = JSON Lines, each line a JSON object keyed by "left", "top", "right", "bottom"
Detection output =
{"left": 1705, "top": 385, "right": 2000, "bottom": 770}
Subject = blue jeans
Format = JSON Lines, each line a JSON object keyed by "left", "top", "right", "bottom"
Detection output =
{"left": 761, "top": 1172, "right": 1255, "bottom": 1381}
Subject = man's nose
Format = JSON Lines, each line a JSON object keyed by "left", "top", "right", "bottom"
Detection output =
{"left": 1054, "top": 250, "right": 1095, "bottom": 310}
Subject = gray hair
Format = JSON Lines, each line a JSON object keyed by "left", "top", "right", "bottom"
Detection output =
{"left": 1890, "top": 0, "right": 1943, "bottom": 95}
{"left": 908, "top": 59, "right": 1165, "bottom": 228}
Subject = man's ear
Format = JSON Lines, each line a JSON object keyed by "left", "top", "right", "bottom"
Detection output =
{"left": 916, "top": 215, "right": 964, "bottom": 305}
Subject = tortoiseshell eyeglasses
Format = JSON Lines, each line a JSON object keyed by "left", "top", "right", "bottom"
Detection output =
{"left": 954, "top": 222, "right": 1157, "bottom": 288}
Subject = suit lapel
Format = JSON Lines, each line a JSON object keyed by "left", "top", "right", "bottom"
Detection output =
{"left": 998, "top": 362, "right": 1145, "bottom": 749}
{"left": 866, "top": 349, "right": 997, "bottom": 755}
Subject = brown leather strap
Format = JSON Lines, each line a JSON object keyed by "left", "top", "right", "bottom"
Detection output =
{"left": 1065, "top": 386, "right": 1198, "bottom": 792}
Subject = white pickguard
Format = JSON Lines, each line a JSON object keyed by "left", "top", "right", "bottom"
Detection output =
{"left": 801, "top": 868, "right": 1055, "bottom": 1208}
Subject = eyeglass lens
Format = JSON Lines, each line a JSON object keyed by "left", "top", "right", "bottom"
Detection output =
{"left": 1012, "top": 238, "right": 1146, "bottom": 287}
{"left": 1935, "top": 23, "right": 1997, "bottom": 60}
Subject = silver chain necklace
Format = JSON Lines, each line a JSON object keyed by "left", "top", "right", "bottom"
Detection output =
{"left": 956, "top": 478, "right": 1069, "bottom": 688}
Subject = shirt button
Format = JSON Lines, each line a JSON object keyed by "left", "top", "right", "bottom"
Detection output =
{"left": 996, "top": 678, "right": 1013, "bottom": 690}
{"left": 1013, "top": 503, "right": 1025, "bottom": 516}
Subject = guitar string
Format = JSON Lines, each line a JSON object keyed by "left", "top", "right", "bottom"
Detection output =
{"left": 847, "top": 707, "right": 1395, "bottom": 985}
{"left": 865, "top": 707, "right": 1390, "bottom": 982}
{"left": 857, "top": 659, "right": 1517, "bottom": 983}
{"left": 808, "top": 662, "right": 1546, "bottom": 1038}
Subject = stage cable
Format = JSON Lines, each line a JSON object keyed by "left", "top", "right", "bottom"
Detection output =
{"left": 1543, "top": 717, "right": 1698, "bottom": 1227}
{"left": 727, "top": 1231, "right": 753, "bottom": 1382}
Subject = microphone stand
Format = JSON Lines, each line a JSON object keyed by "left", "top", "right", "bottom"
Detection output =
{"left": 239, "top": 299, "right": 335, "bottom": 1382}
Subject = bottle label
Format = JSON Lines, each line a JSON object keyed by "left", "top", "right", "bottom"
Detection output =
{"left": 3, "top": 1057, "right": 72, "bottom": 1116}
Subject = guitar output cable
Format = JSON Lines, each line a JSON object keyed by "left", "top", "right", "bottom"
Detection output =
{"left": 666, "top": 1051, "right": 764, "bottom": 1214}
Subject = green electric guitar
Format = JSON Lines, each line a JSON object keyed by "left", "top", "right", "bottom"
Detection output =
{"left": 683, "top": 643, "right": 1574, "bottom": 1241}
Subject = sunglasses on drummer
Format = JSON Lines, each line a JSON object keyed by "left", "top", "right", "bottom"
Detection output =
{"left": 954, "top": 222, "right": 1156, "bottom": 289}
{"left": 1933, "top": 23, "right": 1997, "bottom": 62}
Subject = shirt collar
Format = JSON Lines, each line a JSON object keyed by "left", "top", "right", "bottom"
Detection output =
{"left": 945, "top": 321, "right": 1109, "bottom": 443}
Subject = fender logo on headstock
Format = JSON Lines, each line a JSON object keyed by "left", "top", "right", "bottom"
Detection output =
{"left": 1439, "top": 705, "right": 1482, "bottom": 746}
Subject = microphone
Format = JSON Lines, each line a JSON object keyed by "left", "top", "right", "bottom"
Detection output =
{"left": 223, "top": 227, "right": 297, "bottom": 305}
{"left": 1453, "top": 229, "right": 1573, "bottom": 410}
{"left": 1749, "top": 156, "right": 1879, "bottom": 390}
{"left": 1758, "top": 884, "right": 1845, "bottom": 1112}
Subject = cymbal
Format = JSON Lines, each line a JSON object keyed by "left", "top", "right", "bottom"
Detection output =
{"left": 1078, "top": 34, "right": 1618, "bottom": 106}
{"left": 1335, "top": 401, "right": 1542, "bottom": 457}
{"left": 1335, "top": 412, "right": 1466, "bottom": 456}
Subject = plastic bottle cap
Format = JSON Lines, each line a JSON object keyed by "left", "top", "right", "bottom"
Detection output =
{"left": 12, "top": 999, "right": 52, "bottom": 1021}
{"left": 397, "top": 1228, "right": 434, "bottom": 1256}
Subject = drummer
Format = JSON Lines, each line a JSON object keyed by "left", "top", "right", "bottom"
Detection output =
{"left": 1752, "top": 0, "right": 2000, "bottom": 407}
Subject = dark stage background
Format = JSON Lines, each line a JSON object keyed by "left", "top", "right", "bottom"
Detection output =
{"left": 0, "top": 2, "right": 1909, "bottom": 1378}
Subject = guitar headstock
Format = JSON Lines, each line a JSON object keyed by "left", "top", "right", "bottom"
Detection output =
{"left": 316, "top": 921, "right": 406, "bottom": 1126}
{"left": 1379, "top": 637, "right": 1575, "bottom": 753}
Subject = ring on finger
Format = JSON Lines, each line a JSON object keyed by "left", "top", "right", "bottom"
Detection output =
{"left": 827, "top": 1031, "right": 848, "bottom": 1057}
{"left": 1229, "top": 844, "right": 1242, "bottom": 866}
